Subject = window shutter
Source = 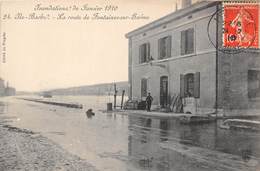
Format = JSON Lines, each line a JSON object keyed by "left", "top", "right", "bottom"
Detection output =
{"left": 142, "top": 45, "right": 145, "bottom": 63}
{"left": 180, "top": 74, "right": 185, "bottom": 98}
{"left": 166, "top": 36, "right": 172, "bottom": 58}
{"left": 139, "top": 45, "right": 142, "bottom": 63}
{"left": 194, "top": 72, "right": 200, "bottom": 98}
{"left": 187, "top": 28, "right": 194, "bottom": 54}
{"left": 158, "top": 39, "right": 162, "bottom": 59}
{"left": 144, "top": 79, "right": 147, "bottom": 97}
{"left": 141, "top": 79, "right": 144, "bottom": 97}
{"left": 181, "top": 31, "right": 186, "bottom": 55}
{"left": 146, "top": 43, "right": 150, "bottom": 61}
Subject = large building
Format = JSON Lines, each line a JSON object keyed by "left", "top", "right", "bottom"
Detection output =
{"left": 126, "top": 1, "right": 260, "bottom": 115}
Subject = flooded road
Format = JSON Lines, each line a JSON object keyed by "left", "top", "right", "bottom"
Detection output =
{"left": 0, "top": 96, "right": 259, "bottom": 171}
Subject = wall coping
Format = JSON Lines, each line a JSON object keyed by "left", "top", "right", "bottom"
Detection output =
{"left": 125, "top": 1, "right": 219, "bottom": 38}
{"left": 133, "top": 49, "right": 216, "bottom": 68}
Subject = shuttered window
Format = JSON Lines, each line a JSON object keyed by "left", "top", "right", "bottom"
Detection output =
{"left": 141, "top": 78, "right": 147, "bottom": 98}
{"left": 181, "top": 28, "right": 194, "bottom": 55}
{"left": 139, "top": 43, "right": 150, "bottom": 63}
{"left": 158, "top": 36, "right": 171, "bottom": 59}
{"left": 248, "top": 70, "right": 260, "bottom": 98}
{"left": 180, "top": 72, "right": 200, "bottom": 98}
{"left": 186, "top": 73, "right": 194, "bottom": 97}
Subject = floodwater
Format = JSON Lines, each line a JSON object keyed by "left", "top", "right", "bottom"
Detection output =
{"left": 0, "top": 96, "right": 260, "bottom": 171}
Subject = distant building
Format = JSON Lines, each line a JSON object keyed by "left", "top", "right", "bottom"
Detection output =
{"left": 0, "top": 78, "right": 5, "bottom": 96}
{"left": 126, "top": 1, "right": 260, "bottom": 114}
{"left": 5, "top": 86, "right": 16, "bottom": 96}
{"left": 0, "top": 79, "right": 16, "bottom": 96}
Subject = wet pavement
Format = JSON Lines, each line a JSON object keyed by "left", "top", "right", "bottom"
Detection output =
{"left": 0, "top": 96, "right": 259, "bottom": 171}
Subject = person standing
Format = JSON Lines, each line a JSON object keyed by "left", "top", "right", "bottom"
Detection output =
{"left": 146, "top": 93, "right": 153, "bottom": 112}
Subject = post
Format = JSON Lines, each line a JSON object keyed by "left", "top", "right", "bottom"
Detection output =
{"left": 215, "top": 4, "right": 219, "bottom": 117}
{"left": 121, "top": 90, "right": 125, "bottom": 109}
{"left": 114, "top": 83, "right": 117, "bottom": 109}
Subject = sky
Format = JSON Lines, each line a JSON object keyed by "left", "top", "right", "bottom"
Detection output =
{"left": 0, "top": 0, "right": 176, "bottom": 91}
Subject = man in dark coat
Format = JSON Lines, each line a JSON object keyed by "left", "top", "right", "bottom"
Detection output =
{"left": 146, "top": 93, "right": 153, "bottom": 112}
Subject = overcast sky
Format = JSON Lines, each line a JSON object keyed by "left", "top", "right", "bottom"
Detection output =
{"left": 0, "top": 0, "right": 176, "bottom": 91}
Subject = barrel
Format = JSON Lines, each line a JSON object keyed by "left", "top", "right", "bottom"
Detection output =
{"left": 107, "top": 103, "right": 113, "bottom": 111}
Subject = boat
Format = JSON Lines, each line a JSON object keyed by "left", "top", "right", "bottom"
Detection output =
{"left": 220, "top": 119, "right": 260, "bottom": 131}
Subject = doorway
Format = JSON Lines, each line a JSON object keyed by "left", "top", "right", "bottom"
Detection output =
{"left": 160, "top": 76, "right": 168, "bottom": 108}
{"left": 141, "top": 78, "right": 147, "bottom": 100}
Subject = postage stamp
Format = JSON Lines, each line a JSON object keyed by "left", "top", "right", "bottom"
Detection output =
{"left": 222, "top": 2, "right": 259, "bottom": 49}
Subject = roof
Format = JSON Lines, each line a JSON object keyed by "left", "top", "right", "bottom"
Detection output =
{"left": 125, "top": 1, "right": 219, "bottom": 38}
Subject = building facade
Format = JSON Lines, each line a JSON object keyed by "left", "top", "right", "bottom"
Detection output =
{"left": 0, "top": 79, "right": 16, "bottom": 97}
{"left": 5, "top": 87, "right": 16, "bottom": 96}
{"left": 126, "top": 1, "right": 260, "bottom": 114}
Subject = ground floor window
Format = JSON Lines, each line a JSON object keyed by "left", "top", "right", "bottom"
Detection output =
{"left": 180, "top": 72, "right": 200, "bottom": 98}
{"left": 186, "top": 73, "right": 194, "bottom": 97}
{"left": 248, "top": 70, "right": 260, "bottom": 98}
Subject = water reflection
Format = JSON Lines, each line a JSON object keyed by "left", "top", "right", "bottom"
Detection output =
{"left": 160, "top": 120, "right": 169, "bottom": 142}
{"left": 0, "top": 101, "right": 8, "bottom": 115}
{"left": 128, "top": 115, "right": 260, "bottom": 171}
{"left": 0, "top": 100, "right": 14, "bottom": 124}
{"left": 241, "top": 149, "right": 252, "bottom": 162}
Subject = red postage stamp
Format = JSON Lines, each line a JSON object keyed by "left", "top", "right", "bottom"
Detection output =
{"left": 223, "top": 3, "right": 259, "bottom": 48}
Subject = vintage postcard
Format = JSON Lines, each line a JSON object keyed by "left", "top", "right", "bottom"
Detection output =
{"left": 0, "top": 0, "right": 259, "bottom": 171}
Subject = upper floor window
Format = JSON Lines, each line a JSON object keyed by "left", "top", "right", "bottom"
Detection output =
{"left": 158, "top": 36, "right": 172, "bottom": 59}
{"left": 139, "top": 43, "right": 150, "bottom": 63}
{"left": 181, "top": 28, "right": 194, "bottom": 55}
{"left": 248, "top": 70, "right": 260, "bottom": 98}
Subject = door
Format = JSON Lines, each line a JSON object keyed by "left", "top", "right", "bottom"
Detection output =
{"left": 160, "top": 76, "right": 168, "bottom": 108}
{"left": 141, "top": 78, "right": 147, "bottom": 100}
